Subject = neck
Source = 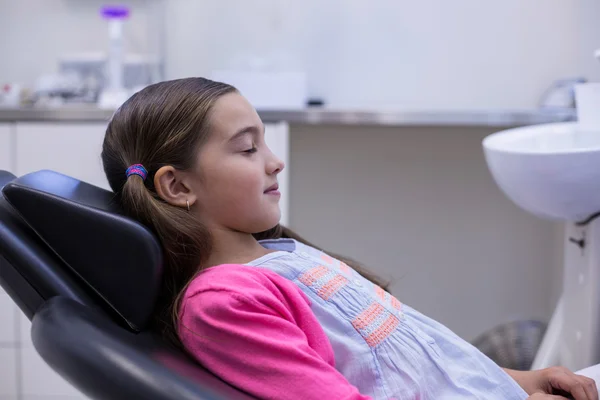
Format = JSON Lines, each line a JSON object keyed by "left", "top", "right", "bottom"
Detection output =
{"left": 204, "top": 226, "right": 273, "bottom": 268}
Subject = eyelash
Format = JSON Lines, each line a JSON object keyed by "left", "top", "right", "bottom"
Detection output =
{"left": 243, "top": 146, "right": 257, "bottom": 154}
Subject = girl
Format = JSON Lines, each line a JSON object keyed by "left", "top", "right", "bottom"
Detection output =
{"left": 101, "top": 78, "right": 597, "bottom": 399}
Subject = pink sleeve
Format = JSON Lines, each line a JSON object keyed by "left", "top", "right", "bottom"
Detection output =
{"left": 179, "top": 265, "right": 372, "bottom": 400}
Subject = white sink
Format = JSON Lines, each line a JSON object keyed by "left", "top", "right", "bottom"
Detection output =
{"left": 483, "top": 122, "right": 600, "bottom": 222}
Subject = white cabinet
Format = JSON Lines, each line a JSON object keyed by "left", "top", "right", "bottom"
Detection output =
{"left": 0, "top": 348, "right": 17, "bottom": 399}
{"left": 0, "top": 123, "right": 17, "bottom": 345}
{"left": 0, "top": 290, "right": 17, "bottom": 400}
{"left": 15, "top": 122, "right": 110, "bottom": 190}
{"left": 0, "top": 123, "right": 18, "bottom": 400}
{"left": 0, "top": 289, "right": 16, "bottom": 343}
{"left": 0, "top": 123, "right": 14, "bottom": 172}
{"left": 13, "top": 122, "right": 100, "bottom": 399}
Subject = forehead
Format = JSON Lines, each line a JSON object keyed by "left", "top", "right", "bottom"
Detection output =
{"left": 208, "top": 92, "right": 262, "bottom": 140}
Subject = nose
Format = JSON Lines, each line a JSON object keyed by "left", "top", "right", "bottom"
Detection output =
{"left": 267, "top": 151, "right": 285, "bottom": 175}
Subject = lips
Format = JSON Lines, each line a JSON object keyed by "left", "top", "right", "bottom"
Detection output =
{"left": 264, "top": 183, "right": 279, "bottom": 193}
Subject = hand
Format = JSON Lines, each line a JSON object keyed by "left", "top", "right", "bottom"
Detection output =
{"left": 507, "top": 366, "right": 598, "bottom": 400}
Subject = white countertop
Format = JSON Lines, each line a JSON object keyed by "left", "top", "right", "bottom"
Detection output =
{"left": 0, "top": 106, "right": 576, "bottom": 127}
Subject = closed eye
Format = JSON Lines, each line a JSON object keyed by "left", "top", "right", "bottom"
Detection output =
{"left": 243, "top": 146, "right": 258, "bottom": 154}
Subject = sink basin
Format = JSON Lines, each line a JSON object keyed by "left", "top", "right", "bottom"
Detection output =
{"left": 483, "top": 122, "right": 600, "bottom": 222}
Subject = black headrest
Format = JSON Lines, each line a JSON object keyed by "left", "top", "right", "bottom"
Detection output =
{"left": 0, "top": 171, "right": 97, "bottom": 319}
{"left": 2, "top": 170, "right": 163, "bottom": 331}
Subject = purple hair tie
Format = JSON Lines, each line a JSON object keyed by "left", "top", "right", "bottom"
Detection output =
{"left": 126, "top": 164, "right": 148, "bottom": 181}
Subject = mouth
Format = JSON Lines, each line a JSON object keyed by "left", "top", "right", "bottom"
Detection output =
{"left": 264, "top": 183, "right": 280, "bottom": 195}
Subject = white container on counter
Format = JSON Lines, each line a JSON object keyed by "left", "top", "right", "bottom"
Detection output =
{"left": 210, "top": 70, "right": 307, "bottom": 109}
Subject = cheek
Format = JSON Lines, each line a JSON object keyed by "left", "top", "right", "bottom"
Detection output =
{"left": 198, "top": 156, "right": 278, "bottom": 232}
{"left": 206, "top": 163, "right": 262, "bottom": 209}
{"left": 225, "top": 166, "right": 261, "bottom": 196}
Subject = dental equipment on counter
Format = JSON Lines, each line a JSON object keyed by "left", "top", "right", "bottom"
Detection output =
{"left": 98, "top": 5, "right": 130, "bottom": 109}
{"left": 24, "top": 3, "right": 162, "bottom": 108}
{"left": 483, "top": 50, "right": 600, "bottom": 372}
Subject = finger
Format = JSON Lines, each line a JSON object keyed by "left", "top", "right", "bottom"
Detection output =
{"left": 553, "top": 372, "right": 589, "bottom": 400}
{"left": 559, "top": 374, "right": 591, "bottom": 400}
{"left": 576, "top": 376, "right": 598, "bottom": 400}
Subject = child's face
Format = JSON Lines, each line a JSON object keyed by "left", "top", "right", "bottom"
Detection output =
{"left": 190, "top": 92, "right": 285, "bottom": 234}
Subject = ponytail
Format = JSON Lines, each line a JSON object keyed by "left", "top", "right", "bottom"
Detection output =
{"left": 120, "top": 171, "right": 211, "bottom": 347}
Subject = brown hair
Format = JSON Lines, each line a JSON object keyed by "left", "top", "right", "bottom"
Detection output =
{"left": 101, "top": 77, "right": 388, "bottom": 349}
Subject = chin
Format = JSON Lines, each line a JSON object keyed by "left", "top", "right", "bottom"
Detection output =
{"left": 252, "top": 213, "right": 281, "bottom": 234}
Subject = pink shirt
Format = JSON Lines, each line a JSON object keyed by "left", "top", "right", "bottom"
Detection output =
{"left": 178, "top": 264, "right": 372, "bottom": 400}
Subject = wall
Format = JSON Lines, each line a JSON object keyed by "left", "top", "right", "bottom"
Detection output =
{"left": 0, "top": 0, "right": 589, "bottom": 110}
{"left": 166, "top": 0, "right": 581, "bottom": 110}
{"left": 575, "top": 0, "right": 600, "bottom": 83}
{"left": 288, "top": 125, "right": 565, "bottom": 341}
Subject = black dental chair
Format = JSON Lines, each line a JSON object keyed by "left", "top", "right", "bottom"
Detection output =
{"left": 0, "top": 169, "right": 255, "bottom": 400}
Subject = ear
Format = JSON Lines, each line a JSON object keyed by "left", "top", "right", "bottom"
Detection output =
{"left": 154, "top": 166, "right": 197, "bottom": 209}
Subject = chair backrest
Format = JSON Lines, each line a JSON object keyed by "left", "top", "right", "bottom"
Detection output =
{"left": 0, "top": 170, "right": 255, "bottom": 400}
{"left": 0, "top": 170, "right": 96, "bottom": 319}
{"left": 2, "top": 170, "right": 162, "bottom": 331}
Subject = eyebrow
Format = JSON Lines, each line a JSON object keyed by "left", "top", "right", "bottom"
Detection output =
{"left": 228, "top": 124, "right": 265, "bottom": 142}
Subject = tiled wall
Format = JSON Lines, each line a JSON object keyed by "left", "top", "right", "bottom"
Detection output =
{"left": 0, "top": 288, "right": 19, "bottom": 399}
{"left": 0, "top": 124, "right": 88, "bottom": 399}
{"left": 19, "top": 308, "right": 89, "bottom": 399}
{"left": 0, "top": 287, "right": 88, "bottom": 400}
{"left": 0, "top": 125, "right": 19, "bottom": 399}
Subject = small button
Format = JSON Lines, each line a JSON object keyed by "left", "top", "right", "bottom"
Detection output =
{"left": 579, "top": 273, "right": 585, "bottom": 285}
{"left": 353, "top": 279, "right": 362, "bottom": 286}
{"left": 576, "top": 330, "right": 582, "bottom": 342}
